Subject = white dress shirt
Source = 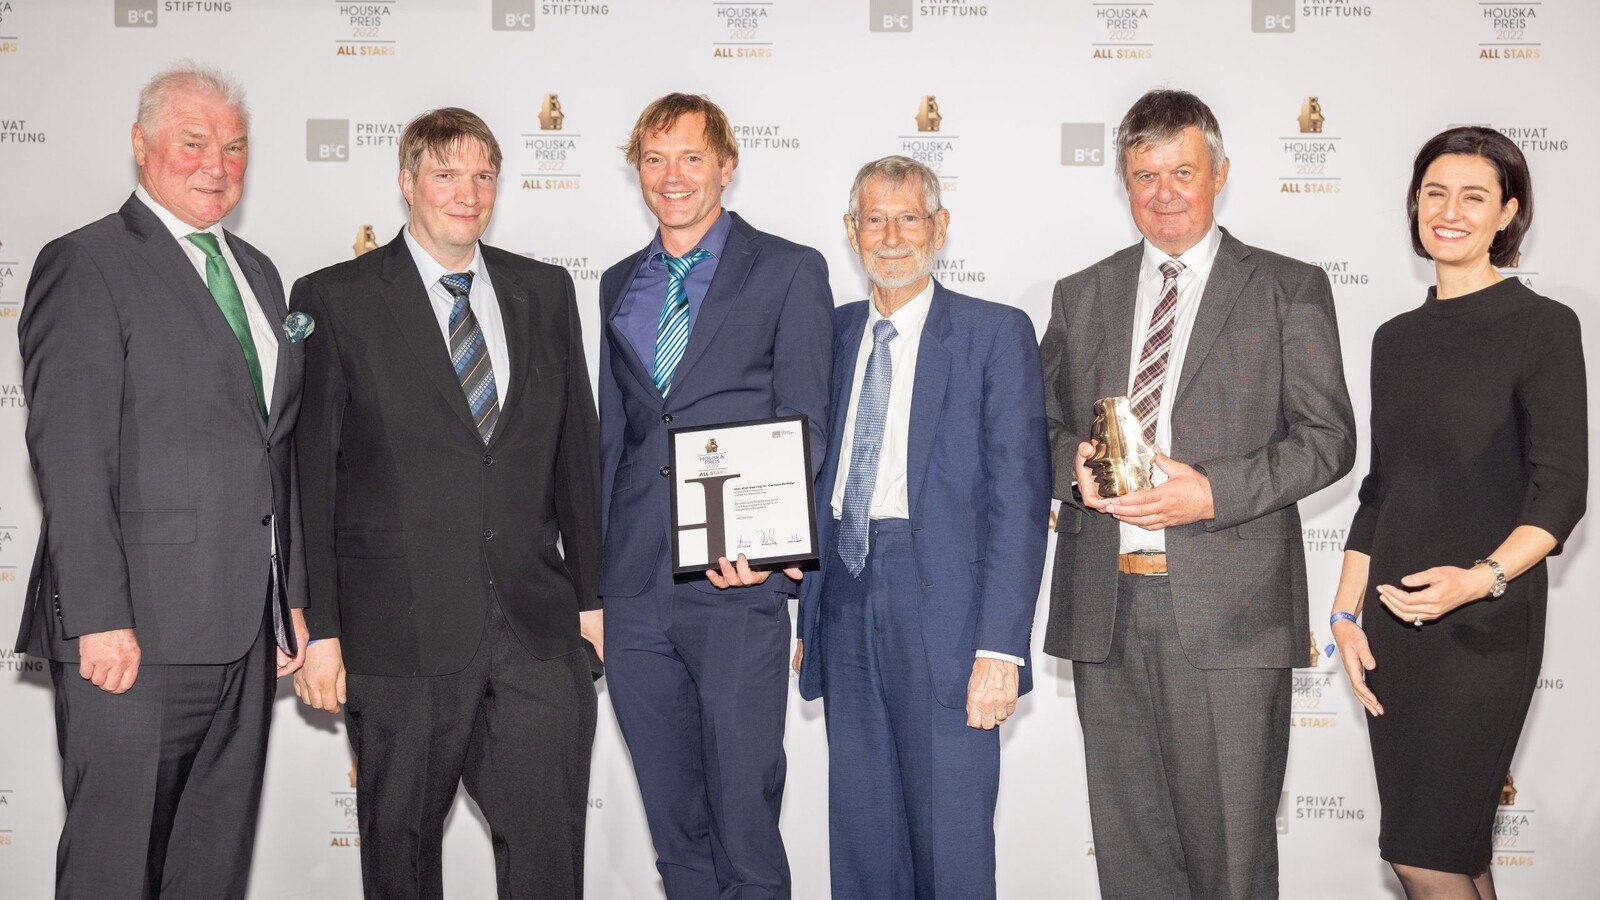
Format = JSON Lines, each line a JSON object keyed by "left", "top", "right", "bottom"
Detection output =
{"left": 831, "top": 279, "right": 1023, "bottom": 667}
{"left": 134, "top": 185, "right": 279, "bottom": 411}
{"left": 1120, "top": 223, "right": 1222, "bottom": 554}
{"left": 403, "top": 227, "right": 512, "bottom": 405}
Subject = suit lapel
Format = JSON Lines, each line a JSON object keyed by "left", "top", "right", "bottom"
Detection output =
{"left": 123, "top": 198, "right": 267, "bottom": 433}
{"left": 820, "top": 304, "right": 868, "bottom": 528}
{"left": 671, "top": 218, "right": 756, "bottom": 395}
{"left": 226, "top": 231, "right": 290, "bottom": 437}
{"left": 377, "top": 234, "right": 481, "bottom": 439}
{"left": 1173, "top": 230, "right": 1253, "bottom": 405}
{"left": 603, "top": 246, "right": 659, "bottom": 397}
{"left": 483, "top": 251, "right": 532, "bottom": 447}
{"left": 906, "top": 284, "right": 952, "bottom": 519}
{"left": 1097, "top": 244, "right": 1142, "bottom": 399}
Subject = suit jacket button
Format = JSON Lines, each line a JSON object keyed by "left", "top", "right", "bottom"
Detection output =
{"left": 661, "top": 413, "right": 673, "bottom": 424}
{"left": 483, "top": 529, "right": 496, "bottom": 541}
{"left": 660, "top": 466, "right": 671, "bottom": 477}
{"left": 261, "top": 514, "right": 272, "bottom": 526}
{"left": 483, "top": 454, "right": 495, "bottom": 467}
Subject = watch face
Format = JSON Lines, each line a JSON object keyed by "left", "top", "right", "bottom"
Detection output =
{"left": 1492, "top": 581, "right": 1507, "bottom": 598}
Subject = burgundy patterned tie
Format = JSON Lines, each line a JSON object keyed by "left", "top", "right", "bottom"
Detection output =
{"left": 1130, "top": 260, "right": 1185, "bottom": 444}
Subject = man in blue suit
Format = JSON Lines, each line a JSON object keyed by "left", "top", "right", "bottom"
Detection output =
{"left": 598, "top": 93, "right": 833, "bottom": 899}
{"left": 794, "top": 156, "right": 1051, "bottom": 899}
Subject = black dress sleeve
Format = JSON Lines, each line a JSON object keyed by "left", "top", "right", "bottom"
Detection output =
{"left": 1346, "top": 337, "right": 1384, "bottom": 555}
{"left": 1517, "top": 300, "right": 1588, "bottom": 554}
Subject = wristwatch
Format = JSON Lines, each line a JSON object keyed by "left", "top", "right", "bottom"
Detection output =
{"left": 1475, "top": 558, "right": 1507, "bottom": 598}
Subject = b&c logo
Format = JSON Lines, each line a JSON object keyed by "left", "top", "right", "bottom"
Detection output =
{"left": 115, "top": 0, "right": 158, "bottom": 28}
{"left": 492, "top": 0, "right": 536, "bottom": 30}
{"left": 1252, "top": 0, "right": 1293, "bottom": 32}
{"left": 871, "top": 0, "right": 913, "bottom": 32}
{"left": 307, "top": 119, "right": 350, "bottom": 162}
{"left": 1061, "top": 123, "right": 1106, "bottom": 166}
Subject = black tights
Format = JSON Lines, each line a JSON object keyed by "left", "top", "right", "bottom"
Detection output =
{"left": 1392, "top": 863, "right": 1497, "bottom": 900}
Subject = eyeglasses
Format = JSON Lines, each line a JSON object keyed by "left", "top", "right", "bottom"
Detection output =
{"left": 853, "top": 213, "right": 936, "bottom": 233}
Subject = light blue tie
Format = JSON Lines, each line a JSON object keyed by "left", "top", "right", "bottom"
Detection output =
{"left": 838, "top": 319, "right": 898, "bottom": 576}
{"left": 653, "top": 248, "right": 710, "bottom": 395}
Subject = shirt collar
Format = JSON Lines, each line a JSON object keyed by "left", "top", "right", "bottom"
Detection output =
{"left": 403, "top": 224, "right": 484, "bottom": 293}
{"left": 1139, "top": 222, "right": 1222, "bottom": 284}
{"left": 134, "top": 184, "right": 225, "bottom": 245}
{"left": 865, "top": 277, "right": 936, "bottom": 339}
{"left": 645, "top": 208, "right": 734, "bottom": 268}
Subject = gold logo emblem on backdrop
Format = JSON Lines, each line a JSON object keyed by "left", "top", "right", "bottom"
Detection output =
{"left": 348, "top": 758, "right": 359, "bottom": 789}
{"left": 1500, "top": 774, "right": 1517, "bottom": 805}
{"left": 705, "top": 438, "right": 719, "bottom": 453}
{"left": 1308, "top": 631, "right": 1320, "bottom": 668}
{"left": 916, "top": 95, "right": 942, "bottom": 133}
{"left": 539, "top": 94, "right": 566, "bottom": 131}
{"left": 1297, "top": 97, "right": 1325, "bottom": 134}
{"left": 353, "top": 225, "right": 379, "bottom": 258}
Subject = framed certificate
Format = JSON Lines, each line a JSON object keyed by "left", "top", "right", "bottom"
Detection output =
{"left": 667, "top": 415, "right": 818, "bottom": 575}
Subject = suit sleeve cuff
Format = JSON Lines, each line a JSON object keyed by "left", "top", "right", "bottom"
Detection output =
{"left": 976, "top": 650, "right": 1025, "bottom": 667}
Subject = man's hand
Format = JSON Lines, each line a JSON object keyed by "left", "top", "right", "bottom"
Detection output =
{"left": 792, "top": 639, "right": 803, "bottom": 675}
{"left": 966, "top": 657, "right": 1019, "bottom": 730}
{"left": 293, "top": 638, "right": 347, "bottom": 713}
{"left": 580, "top": 609, "right": 604, "bottom": 663}
{"left": 79, "top": 627, "right": 140, "bottom": 694}
{"left": 1073, "top": 441, "right": 1112, "bottom": 513}
{"left": 276, "top": 608, "right": 311, "bottom": 678}
{"left": 1105, "top": 451, "right": 1214, "bottom": 530}
{"left": 705, "top": 554, "right": 804, "bottom": 589}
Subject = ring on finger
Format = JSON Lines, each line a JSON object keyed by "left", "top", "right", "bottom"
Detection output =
{"left": 1413, "top": 614, "right": 1424, "bottom": 627}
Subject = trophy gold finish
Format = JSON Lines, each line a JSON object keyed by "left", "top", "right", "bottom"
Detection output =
{"left": 1086, "top": 396, "right": 1157, "bottom": 498}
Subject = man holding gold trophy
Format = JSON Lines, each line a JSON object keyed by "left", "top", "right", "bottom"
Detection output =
{"left": 1040, "top": 89, "right": 1356, "bottom": 900}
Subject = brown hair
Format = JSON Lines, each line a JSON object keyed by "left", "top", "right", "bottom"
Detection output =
{"left": 398, "top": 107, "right": 502, "bottom": 175}
{"left": 1407, "top": 126, "right": 1532, "bottom": 269}
{"left": 622, "top": 93, "right": 739, "bottom": 169}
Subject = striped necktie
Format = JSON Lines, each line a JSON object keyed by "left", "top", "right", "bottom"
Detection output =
{"left": 653, "top": 248, "right": 710, "bottom": 395}
{"left": 186, "top": 232, "right": 267, "bottom": 420}
{"left": 1130, "top": 260, "right": 1185, "bottom": 444}
{"left": 837, "top": 319, "right": 898, "bottom": 577}
{"left": 440, "top": 272, "right": 500, "bottom": 444}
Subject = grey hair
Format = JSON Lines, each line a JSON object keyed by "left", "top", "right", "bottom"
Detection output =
{"left": 1115, "top": 88, "right": 1224, "bottom": 183}
{"left": 136, "top": 61, "right": 249, "bottom": 133}
{"left": 847, "top": 155, "right": 942, "bottom": 219}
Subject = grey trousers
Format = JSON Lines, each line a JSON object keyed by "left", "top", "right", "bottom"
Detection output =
{"left": 51, "top": 614, "right": 274, "bottom": 900}
{"left": 1073, "top": 573, "right": 1290, "bottom": 900}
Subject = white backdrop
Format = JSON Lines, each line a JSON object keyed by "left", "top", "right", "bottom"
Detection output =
{"left": 1, "top": 1, "right": 1597, "bottom": 897}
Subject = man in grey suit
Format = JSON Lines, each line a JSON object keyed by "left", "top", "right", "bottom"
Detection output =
{"left": 15, "top": 63, "right": 307, "bottom": 898}
{"left": 1041, "top": 89, "right": 1355, "bottom": 899}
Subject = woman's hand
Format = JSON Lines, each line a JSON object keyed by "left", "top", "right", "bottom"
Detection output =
{"left": 1331, "top": 619, "right": 1382, "bottom": 717}
{"left": 1375, "top": 564, "right": 1495, "bottom": 625}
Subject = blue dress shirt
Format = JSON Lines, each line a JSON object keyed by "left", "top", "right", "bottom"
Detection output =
{"left": 616, "top": 210, "right": 734, "bottom": 372}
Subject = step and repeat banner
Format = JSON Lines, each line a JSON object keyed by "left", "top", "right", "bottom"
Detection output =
{"left": 1, "top": 1, "right": 1596, "bottom": 897}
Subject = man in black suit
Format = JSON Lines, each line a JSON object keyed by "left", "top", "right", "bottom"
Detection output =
{"left": 292, "top": 107, "right": 603, "bottom": 899}
{"left": 16, "top": 63, "right": 308, "bottom": 898}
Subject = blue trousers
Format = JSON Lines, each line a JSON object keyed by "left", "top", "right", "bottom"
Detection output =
{"left": 819, "top": 519, "right": 1000, "bottom": 900}
{"left": 606, "top": 573, "right": 791, "bottom": 900}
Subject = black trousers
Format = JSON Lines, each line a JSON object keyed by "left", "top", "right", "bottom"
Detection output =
{"left": 344, "top": 593, "right": 598, "bottom": 900}
{"left": 51, "top": 612, "right": 274, "bottom": 900}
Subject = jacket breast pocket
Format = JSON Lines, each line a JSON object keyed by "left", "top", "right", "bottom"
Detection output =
{"left": 120, "top": 510, "right": 197, "bottom": 545}
{"left": 335, "top": 530, "right": 406, "bottom": 558}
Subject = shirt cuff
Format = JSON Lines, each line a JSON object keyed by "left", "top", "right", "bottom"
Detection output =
{"left": 976, "top": 650, "right": 1025, "bottom": 667}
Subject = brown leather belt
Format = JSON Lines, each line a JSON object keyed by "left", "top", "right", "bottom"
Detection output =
{"left": 1117, "top": 552, "right": 1168, "bottom": 576}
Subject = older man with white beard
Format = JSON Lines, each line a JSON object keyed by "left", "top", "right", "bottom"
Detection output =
{"left": 794, "top": 156, "right": 1051, "bottom": 899}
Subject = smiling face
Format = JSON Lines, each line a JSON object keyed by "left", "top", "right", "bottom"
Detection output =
{"left": 845, "top": 174, "right": 948, "bottom": 293}
{"left": 637, "top": 111, "right": 734, "bottom": 252}
{"left": 400, "top": 137, "right": 498, "bottom": 266}
{"left": 1123, "top": 126, "right": 1227, "bottom": 257}
{"left": 1415, "top": 153, "right": 1517, "bottom": 268}
{"left": 132, "top": 88, "right": 248, "bottom": 229}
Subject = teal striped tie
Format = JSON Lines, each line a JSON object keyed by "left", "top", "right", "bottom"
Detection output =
{"left": 653, "top": 249, "right": 710, "bottom": 395}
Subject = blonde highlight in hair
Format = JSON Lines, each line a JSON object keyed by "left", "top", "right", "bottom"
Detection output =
{"left": 622, "top": 93, "right": 739, "bottom": 170}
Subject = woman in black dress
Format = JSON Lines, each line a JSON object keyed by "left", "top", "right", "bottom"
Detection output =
{"left": 1329, "top": 127, "right": 1587, "bottom": 899}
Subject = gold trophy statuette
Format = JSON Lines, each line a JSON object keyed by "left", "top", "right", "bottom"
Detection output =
{"left": 1087, "top": 396, "right": 1157, "bottom": 498}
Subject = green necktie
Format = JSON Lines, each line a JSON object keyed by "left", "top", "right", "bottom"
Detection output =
{"left": 186, "top": 232, "right": 267, "bottom": 420}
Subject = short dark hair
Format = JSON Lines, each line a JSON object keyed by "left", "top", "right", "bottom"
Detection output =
{"left": 1407, "top": 126, "right": 1532, "bottom": 268}
{"left": 398, "top": 107, "right": 502, "bottom": 176}
{"left": 1115, "top": 88, "right": 1225, "bottom": 184}
{"left": 622, "top": 93, "right": 739, "bottom": 170}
